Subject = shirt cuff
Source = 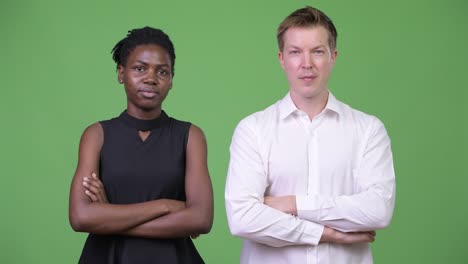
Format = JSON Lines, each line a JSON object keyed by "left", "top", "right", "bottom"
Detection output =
{"left": 296, "top": 194, "right": 335, "bottom": 222}
{"left": 303, "top": 221, "right": 325, "bottom": 246}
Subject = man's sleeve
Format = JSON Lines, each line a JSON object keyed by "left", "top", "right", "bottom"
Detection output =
{"left": 225, "top": 116, "right": 324, "bottom": 247}
{"left": 295, "top": 117, "right": 396, "bottom": 232}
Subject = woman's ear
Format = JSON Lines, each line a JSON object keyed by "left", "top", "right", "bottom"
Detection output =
{"left": 117, "top": 65, "right": 124, "bottom": 84}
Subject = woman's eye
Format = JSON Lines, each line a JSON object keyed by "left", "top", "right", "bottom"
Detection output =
{"left": 135, "top": 66, "right": 145, "bottom": 72}
{"left": 157, "top": 70, "right": 172, "bottom": 79}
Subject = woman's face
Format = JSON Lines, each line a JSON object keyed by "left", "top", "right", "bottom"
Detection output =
{"left": 118, "top": 44, "right": 173, "bottom": 113}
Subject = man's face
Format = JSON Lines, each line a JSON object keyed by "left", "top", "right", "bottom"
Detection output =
{"left": 279, "top": 26, "right": 337, "bottom": 100}
{"left": 118, "top": 44, "right": 173, "bottom": 112}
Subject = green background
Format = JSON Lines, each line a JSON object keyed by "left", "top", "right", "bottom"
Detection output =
{"left": 1, "top": 0, "right": 467, "bottom": 263}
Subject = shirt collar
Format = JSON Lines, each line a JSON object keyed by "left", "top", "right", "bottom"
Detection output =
{"left": 326, "top": 92, "right": 342, "bottom": 115}
{"left": 279, "top": 91, "right": 342, "bottom": 120}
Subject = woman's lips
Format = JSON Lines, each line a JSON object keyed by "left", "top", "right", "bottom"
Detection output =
{"left": 138, "top": 89, "right": 158, "bottom": 98}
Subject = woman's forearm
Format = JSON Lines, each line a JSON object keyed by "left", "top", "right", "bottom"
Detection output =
{"left": 120, "top": 205, "right": 212, "bottom": 238}
{"left": 70, "top": 199, "right": 176, "bottom": 234}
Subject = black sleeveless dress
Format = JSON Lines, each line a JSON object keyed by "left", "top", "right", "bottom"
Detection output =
{"left": 78, "top": 110, "right": 204, "bottom": 264}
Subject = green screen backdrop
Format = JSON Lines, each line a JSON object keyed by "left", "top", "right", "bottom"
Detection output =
{"left": 1, "top": 0, "right": 467, "bottom": 263}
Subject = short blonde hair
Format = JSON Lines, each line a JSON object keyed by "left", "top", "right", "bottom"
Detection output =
{"left": 277, "top": 6, "right": 338, "bottom": 51}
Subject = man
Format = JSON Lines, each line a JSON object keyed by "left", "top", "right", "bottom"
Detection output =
{"left": 225, "top": 6, "right": 395, "bottom": 264}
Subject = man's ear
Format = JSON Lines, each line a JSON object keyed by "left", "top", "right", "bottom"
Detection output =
{"left": 278, "top": 51, "right": 285, "bottom": 70}
{"left": 332, "top": 49, "right": 338, "bottom": 61}
{"left": 330, "top": 49, "right": 338, "bottom": 67}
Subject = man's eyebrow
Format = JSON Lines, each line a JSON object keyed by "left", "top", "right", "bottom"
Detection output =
{"left": 286, "top": 44, "right": 327, "bottom": 49}
{"left": 311, "top": 44, "right": 327, "bottom": 49}
{"left": 285, "top": 45, "right": 301, "bottom": 50}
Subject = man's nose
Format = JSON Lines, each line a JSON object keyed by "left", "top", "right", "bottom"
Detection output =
{"left": 302, "top": 54, "right": 313, "bottom": 69}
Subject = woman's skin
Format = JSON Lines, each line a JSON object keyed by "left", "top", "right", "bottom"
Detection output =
{"left": 69, "top": 44, "right": 213, "bottom": 238}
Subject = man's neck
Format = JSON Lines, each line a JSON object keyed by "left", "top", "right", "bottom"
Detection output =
{"left": 290, "top": 90, "right": 329, "bottom": 121}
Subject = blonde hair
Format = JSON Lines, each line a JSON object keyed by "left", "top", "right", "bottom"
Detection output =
{"left": 277, "top": 6, "right": 337, "bottom": 51}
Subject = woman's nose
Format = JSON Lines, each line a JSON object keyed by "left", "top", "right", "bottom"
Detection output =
{"left": 144, "top": 71, "right": 158, "bottom": 85}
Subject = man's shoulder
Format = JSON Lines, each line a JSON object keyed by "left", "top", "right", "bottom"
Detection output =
{"left": 336, "top": 98, "right": 385, "bottom": 131}
{"left": 236, "top": 100, "right": 281, "bottom": 129}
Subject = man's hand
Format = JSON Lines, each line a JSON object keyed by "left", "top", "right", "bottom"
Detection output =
{"left": 264, "top": 195, "right": 297, "bottom": 215}
{"left": 83, "top": 173, "right": 108, "bottom": 203}
{"left": 320, "top": 226, "right": 376, "bottom": 244}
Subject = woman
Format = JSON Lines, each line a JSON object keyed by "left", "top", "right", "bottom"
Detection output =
{"left": 69, "top": 27, "right": 213, "bottom": 263}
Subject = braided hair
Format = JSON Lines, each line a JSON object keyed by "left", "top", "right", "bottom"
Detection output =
{"left": 111, "top": 26, "right": 176, "bottom": 74}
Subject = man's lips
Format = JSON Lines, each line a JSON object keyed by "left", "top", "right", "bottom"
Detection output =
{"left": 299, "top": 75, "right": 316, "bottom": 81}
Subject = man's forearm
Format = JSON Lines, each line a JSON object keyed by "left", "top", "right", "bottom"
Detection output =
{"left": 320, "top": 226, "right": 375, "bottom": 244}
{"left": 264, "top": 195, "right": 297, "bottom": 215}
{"left": 264, "top": 195, "right": 376, "bottom": 244}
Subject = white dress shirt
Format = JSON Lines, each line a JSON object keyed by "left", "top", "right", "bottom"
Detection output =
{"left": 225, "top": 92, "right": 395, "bottom": 264}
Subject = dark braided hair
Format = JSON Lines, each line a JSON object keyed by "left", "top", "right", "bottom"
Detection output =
{"left": 111, "top": 26, "right": 176, "bottom": 74}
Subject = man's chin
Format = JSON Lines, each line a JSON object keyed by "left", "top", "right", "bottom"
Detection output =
{"left": 292, "top": 87, "right": 327, "bottom": 99}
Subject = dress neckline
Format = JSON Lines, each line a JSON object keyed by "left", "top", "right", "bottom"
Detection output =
{"left": 118, "top": 110, "right": 169, "bottom": 131}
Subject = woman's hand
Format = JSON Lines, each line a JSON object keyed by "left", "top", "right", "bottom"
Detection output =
{"left": 161, "top": 199, "right": 186, "bottom": 214}
{"left": 83, "top": 173, "right": 186, "bottom": 214}
{"left": 83, "top": 173, "right": 108, "bottom": 203}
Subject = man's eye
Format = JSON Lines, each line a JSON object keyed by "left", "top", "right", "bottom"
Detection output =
{"left": 289, "top": 50, "right": 300, "bottom": 54}
{"left": 135, "top": 66, "right": 145, "bottom": 72}
{"left": 314, "top": 50, "right": 325, "bottom": 54}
